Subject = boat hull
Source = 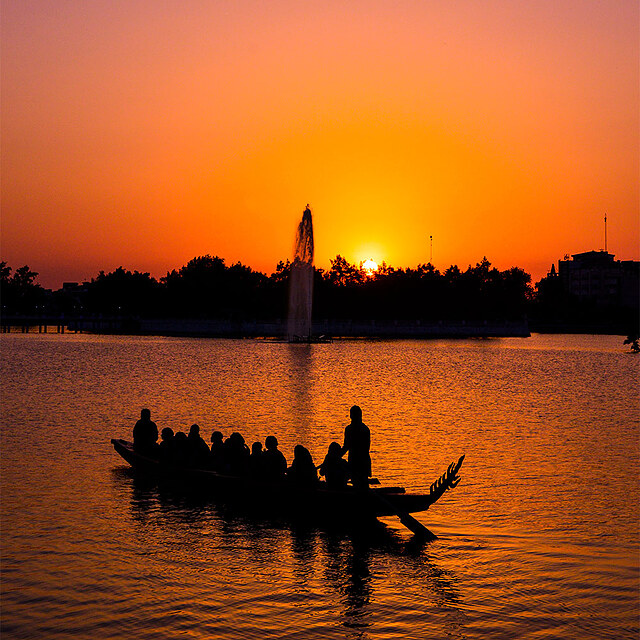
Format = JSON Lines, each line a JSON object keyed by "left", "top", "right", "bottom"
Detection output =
{"left": 111, "top": 438, "right": 432, "bottom": 518}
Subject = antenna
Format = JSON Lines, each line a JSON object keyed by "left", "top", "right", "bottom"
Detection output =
{"left": 604, "top": 213, "right": 607, "bottom": 253}
{"left": 430, "top": 235, "right": 433, "bottom": 263}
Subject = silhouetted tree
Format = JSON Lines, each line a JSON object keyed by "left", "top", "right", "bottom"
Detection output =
{"left": 326, "top": 255, "right": 365, "bottom": 287}
{"left": 10, "top": 254, "right": 541, "bottom": 325}
{"left": 623, "top": 333, "right": 640, "bottom": 353}
{"left": 85, "top": 267, "right": 160, "bottom": 316}
{"left": 161, "top": 255, "right": 269, "bottom": 319}
{"left": 270, "top": 260, "right": 291, "bottom": 284}
{"left": 0, "top": 262, "right": 46, "bottom": 313}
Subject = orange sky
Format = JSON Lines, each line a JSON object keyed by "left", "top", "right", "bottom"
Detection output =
{"left": 2, "top": 0, "right": 638, "bottom": 289}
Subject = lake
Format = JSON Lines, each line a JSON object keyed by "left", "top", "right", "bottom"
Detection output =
{"left": 1, "top": 333, "right": 638, "bottom": 639}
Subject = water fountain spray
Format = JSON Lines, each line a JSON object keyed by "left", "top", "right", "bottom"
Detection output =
{"left": 287, "top": 205, "right": 314, "bottom": 342}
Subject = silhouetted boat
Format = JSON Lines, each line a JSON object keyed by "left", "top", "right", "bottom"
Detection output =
{"left": 111, "top": 438, "right": 464, "bottom": 534}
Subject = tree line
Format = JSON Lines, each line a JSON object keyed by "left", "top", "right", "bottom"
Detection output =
{"left": 1, "top": 255, "right": 535, "bottom": 321}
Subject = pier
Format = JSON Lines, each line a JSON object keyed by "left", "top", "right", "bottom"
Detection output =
{"left": 0, "top": 315, "right": 125, "bottom": 334}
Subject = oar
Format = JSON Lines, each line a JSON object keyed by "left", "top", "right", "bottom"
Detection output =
{"left": 372, "top": 491, "right": 437, "bottom": 540}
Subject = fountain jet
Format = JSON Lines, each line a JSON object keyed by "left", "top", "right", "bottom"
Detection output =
{"left": 287, "top": 205, "right": 314, "bottom": 342}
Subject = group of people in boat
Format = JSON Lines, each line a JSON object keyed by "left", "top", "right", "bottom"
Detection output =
{"left": 132, "top": 405, "right": 372, "bottom": 490}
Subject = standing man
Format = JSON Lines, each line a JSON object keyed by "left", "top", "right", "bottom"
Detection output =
{"left": 133, "top": 408, "right": 158, "bottom": 454}
{"left": 342, "top": 405, "right": 371, "bottom": 490}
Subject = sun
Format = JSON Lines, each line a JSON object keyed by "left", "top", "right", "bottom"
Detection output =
{"left": 362, "top": 259, "right": 379, "bottom": 276}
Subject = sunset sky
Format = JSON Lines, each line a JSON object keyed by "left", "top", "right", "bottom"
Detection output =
{"left": 2, "top": 0, "right": 638, "bottom": 289}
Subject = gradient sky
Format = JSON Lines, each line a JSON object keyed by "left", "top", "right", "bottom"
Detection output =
{"left": 2, "top": 0, "right": 638, "bottom": 289}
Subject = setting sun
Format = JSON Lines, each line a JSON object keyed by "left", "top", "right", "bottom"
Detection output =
{"left": 362, "top": 259, "right": 379, "bottom": 276}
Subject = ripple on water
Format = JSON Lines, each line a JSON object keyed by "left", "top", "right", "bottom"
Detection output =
{"left": 1, "top": 333, "right": 638, "bottom": 639}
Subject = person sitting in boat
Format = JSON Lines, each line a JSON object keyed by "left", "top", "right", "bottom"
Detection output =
{"left": 210, "top": 430, "right": 225, "bottom": 471}
{"left": 158, "top": 427, "right": 175, "bottom": 464}
{"left": 287, "top": 445, "right": 318, "bottom": 487}
{"left": 262, "top": 435, "right": 287, "bottom": 481}
{"left": 187, "top": 423, "right": 210, "bottom": 468}
{"left": 172, "top": 431, "right": 189, "bottom": 466}
{"left": 318, "top": 441, "right": 349, "bottom": 490}
{"left": 341, "top": 405, "right": 371, "bottom": 490}
{"left": 133, "top": 408, "right": 159, "bottom": 455}
{"left": 224, "top": 432, "right": 250, "bottom": 475}
{"left": 249, "top": 441, "right": 264, "bottom": 479}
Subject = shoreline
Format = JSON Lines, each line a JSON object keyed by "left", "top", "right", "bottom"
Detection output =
{"left": 1, "top": 315, "right": 634, "bottom": 337}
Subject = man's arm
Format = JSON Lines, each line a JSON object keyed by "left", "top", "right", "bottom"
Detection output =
{"left": 341, "top": 425, "right": 350, "bottom": 456}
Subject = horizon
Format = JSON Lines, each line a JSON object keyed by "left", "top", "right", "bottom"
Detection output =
{"left": 2, "top": 1, "right": 638, "bottom": 291}
{"left": 5, "top": 247, "right": 633, "bottom": 292}
{"left": 1, "top": 213, "right": 634, "bottom": 290}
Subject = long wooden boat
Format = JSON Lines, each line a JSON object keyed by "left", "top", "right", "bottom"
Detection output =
{"left": 111, "top": 438, "right": 464, "bottom": 534}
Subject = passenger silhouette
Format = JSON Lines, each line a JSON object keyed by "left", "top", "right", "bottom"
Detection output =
{"left": 133, "top": 408, "right": 159, "bottom": 454}
{"left": 225, "top": 432, "right": 250, "bottom": 475}
{"left": 210, "top": 430, "right": 225, "bottom": 471}
{"left": 262, "top": 435, "right": 287, "bottom": 481}
{"left": 158, "top": 427, "right": 174, "bottom": 464}
{"left": 341, "top": 405, "right": 371, "bottom": 490}
{"left": 249, "top": 441, "right": 264, "bottom": 479}
{"left": 319, "top": 441, "right": 349, "bottom": 490}
{"left": 187, "top": 423, "right": 210, "bottom": 468}
{"left": 287, "top": 445, "right": 318, "bottom": 487}
{"left": 173, "top": 431, "right": 189, "bottom": 466}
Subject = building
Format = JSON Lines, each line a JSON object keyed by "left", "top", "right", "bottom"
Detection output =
{"left": 557, "top": 251, "right": 639, "bottom": 309}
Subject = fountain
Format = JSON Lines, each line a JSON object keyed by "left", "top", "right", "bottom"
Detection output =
{"left": 287, "top": 205, "right": 314, "bottom": 342}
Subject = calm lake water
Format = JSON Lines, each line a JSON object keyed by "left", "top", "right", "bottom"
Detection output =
{"left": 1, "top": 333, "right": 638, "bottom": 639}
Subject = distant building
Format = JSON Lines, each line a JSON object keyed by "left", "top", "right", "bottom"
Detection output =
{"left": 557, "top": 251, "right": 639, "bottom": 309}
{"left": 62, "top": 282, "right": 85, "bottom": 293}
{"left": 58, "top": 281, "right": 89, "bottom": 313}
{"left": 61, "top": 282, "right": 89, "bottom": 294}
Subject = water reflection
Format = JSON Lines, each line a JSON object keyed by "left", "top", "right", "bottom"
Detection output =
{"left": 284, "top": 344, "right": 315, "bottom": 432}
{"left": 321, "top": 532, "right": 374, "bottom": 631}
{"left": 115, "top": 467, "right": 462, "bottom": 634}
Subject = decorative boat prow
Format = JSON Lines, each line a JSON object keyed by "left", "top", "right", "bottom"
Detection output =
{"left": 427, "top": 454, "right": 465, "bottom": 507}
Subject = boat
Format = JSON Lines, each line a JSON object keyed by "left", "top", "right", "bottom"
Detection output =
{"left": 111, "top": 438, "right": 464, "bottom": 537}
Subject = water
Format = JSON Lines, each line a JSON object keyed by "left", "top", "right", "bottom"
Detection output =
{"left": 1, "top": 333, "right": 638, "bottom": 639}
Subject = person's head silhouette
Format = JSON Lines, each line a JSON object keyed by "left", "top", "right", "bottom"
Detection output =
{"left": 294, "top": 445, "right": 312, "bottom": 464}
{"left": 251, "top": 441, "right": 263, "bottom": 455}
{"left": 229, "top": 432, "right": 245, "bottom": 447}
{"left": 327, "top": 441, "right": 342, "bottom": 457}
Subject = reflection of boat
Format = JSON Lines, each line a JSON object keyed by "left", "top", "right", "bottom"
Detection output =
{"left": 111, "top": 438, "right": 463, "bottom": 528}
